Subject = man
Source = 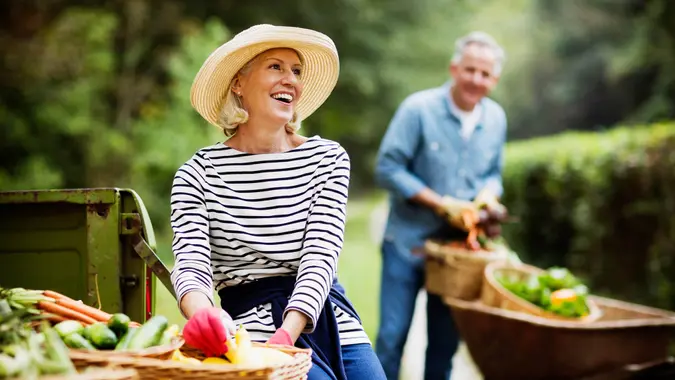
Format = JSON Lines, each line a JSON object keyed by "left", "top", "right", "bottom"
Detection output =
{"left": 374, "top": 31, "right": 508, "bottom": 380}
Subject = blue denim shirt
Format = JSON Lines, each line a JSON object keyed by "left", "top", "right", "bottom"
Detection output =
{"left": 375, "top": 81, "right": 507, "bottom": 261}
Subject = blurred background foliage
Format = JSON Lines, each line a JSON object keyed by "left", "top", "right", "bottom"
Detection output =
{"left": 502, "top": 123, "right": 675, "bottom": 310}
{"left": 2, "top": 0, "right": 675, "bottom": 315}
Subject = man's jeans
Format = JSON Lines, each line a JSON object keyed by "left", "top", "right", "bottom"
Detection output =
{"left": 375, "top": 240, "right": 460, "bottom": 380}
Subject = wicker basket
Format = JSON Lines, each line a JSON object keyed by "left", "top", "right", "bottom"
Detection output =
{"left": 40, "top": 367, "right": 139, "bottom": 380}
{"left": 424, "top": 239, "right": 509, "bottom": 300}
{"left": 69, "top": 342, "right": 312, "bottom": 380}
{"left": 69, "top": 336, "right": 185, "bottom": 367}
{"left": 481, "top": 261, "right": 603, "bottom": 323}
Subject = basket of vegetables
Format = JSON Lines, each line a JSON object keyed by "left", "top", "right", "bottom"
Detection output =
{"left": 424, "top": 237, "right": 511, "bottom": 301}
{"left": 0, "top": 286, "right": 183, "bottom": 370}
{"left": 0, "top": 289, "right": 139, "bottom": 380}
{"left": 64, "top": 314, "right": 185, "bottom": 368}
{"left": 71, "top": 326, "right": 313, "bottom": 380}
{"left": 424, "top": 203, "right": 517, "bottom": 301}
{"left": 481, "top": 261, "right": 603, "bottom": 322}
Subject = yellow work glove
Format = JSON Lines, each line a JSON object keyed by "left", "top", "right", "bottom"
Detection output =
{"left": 435, "top": 195, "right": 480, "bottom": 231}
{"left": 474, "top": 188, "right": 507, "bottom": 220}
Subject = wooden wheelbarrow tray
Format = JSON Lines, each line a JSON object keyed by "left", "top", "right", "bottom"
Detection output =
{"left": 444, "top": 295, "right": 675, "bottom": 380}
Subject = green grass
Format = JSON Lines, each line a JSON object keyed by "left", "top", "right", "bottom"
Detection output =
{"left": 153, "top": 191, "right": 387, "bottom": 341}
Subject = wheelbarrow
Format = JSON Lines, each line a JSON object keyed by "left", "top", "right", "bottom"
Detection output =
{"left": 444, "top": 295, "right": 675, "bottom": 380}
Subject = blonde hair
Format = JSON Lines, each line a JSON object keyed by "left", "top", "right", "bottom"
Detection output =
{"left": 217, "top": 55, "right": 302, "bottom": 137}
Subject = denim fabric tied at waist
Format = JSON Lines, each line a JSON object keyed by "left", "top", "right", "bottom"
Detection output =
{"left": 218, "top": 276, "right": 360, "bottom": 380}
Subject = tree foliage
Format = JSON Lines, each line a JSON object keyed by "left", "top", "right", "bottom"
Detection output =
{"left": 2, "top": 0, "right": 675, "bottom": 236}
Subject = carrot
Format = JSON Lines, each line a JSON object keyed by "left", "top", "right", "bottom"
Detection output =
{"left": 37, "top": 301, "right": 97, "bottom": 325}
{"left": 45, "top": 314, "right": 67, "bottom": 323}
{"left": 129, "top": 321, "right": 141, "bottom": 328}
{"left": 42, "top": 290, "right": 75, "bottom": 302}
{"left": 54, "top": 298, "right": 112, "bottom": 322}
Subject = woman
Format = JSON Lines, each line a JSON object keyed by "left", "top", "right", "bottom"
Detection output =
{"left": 169, "top": 24, "right": 386, "bottom": 379}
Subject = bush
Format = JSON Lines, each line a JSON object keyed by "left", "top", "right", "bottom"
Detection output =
{"left": 502, "top": 123, "right": 675, "bottom": 310}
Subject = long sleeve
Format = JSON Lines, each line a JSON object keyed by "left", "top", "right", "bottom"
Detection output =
{"left": 169, "top": 156, "right": 215, "bottom": 314}
{"left": 284, "top": 146, "right": 350, "bottom": 332}
{"left": 375, "top": 97, "right": 427, "bottom": 200}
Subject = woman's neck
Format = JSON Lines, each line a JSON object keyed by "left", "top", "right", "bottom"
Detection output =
{"left": 227, "top": 120, "right": 297, "bottom": 154}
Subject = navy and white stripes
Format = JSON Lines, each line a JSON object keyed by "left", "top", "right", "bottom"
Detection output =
{"left": 169, "top": 136, "right": 370, "bottom": 346}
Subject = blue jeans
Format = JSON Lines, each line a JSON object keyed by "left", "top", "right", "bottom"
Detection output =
{"left": 375, "top": 240, "right": 460, "bottom": 380}
{"left": 307, "top": 343, "right": 386, "bottom": 379}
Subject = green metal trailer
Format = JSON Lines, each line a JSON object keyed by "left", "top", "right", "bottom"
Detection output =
{"left": 0, "top": 187, "right": 175, "bottom": 324}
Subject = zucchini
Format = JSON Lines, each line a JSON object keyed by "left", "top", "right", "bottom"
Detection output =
{"left": 54, "top": 320, "right": 84, "bottom": 338}
{"left": 87, "top": 323, "right": 118, "bottom": 349}
{"left": 126, "top": 315, "right": 168, "bottom": 350}
{"left": 114, "top": 327, "right": 139, "bottom": 351}
{"left": 63, "top": 333, "right": 96, "bottom": 350}
{"left": 107, "top": 313, "right": 131, "bottom": 338}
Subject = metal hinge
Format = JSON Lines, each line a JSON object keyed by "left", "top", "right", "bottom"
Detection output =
{"left": 119, "top": 212, "right": 176, "bottom": 299}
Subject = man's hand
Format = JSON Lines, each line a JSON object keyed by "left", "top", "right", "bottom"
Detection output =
{"left": 435, "top": 195, "right": 480, "bottom": 231}
{"left": 474, "top": 188, "right": 508, "bottom": 220}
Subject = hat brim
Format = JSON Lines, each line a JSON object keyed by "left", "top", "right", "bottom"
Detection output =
{"left": 190, "top": 26, "right": 340, "bottom": 128}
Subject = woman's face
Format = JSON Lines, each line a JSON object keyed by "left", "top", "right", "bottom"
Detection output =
{"left": 233, "top": 48, "right": 304, "bottom": 126}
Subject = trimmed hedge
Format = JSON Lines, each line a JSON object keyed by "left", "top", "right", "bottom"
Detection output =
{"left": 502, "top": 123, "right": 675, "bottom": 311}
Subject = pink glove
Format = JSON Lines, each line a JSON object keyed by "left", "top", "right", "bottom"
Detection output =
{"left": 183, "top": 307, "right": 235, "bottom": 357}
{"left": 266, "top": 328, "right": 293, "bottom": 346}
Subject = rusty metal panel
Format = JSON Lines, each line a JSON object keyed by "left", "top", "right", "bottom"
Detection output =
{"left": 0, "top": 188, "right": 117, "bottom": 205}
{"left": 0, "top": 187, "right": 171, "bottom": 323}
{"left": 85, "top": 197, "right": 123, "bottom": 314}
{"left": 0, "top": 201, "right": 89, "bottom": 300}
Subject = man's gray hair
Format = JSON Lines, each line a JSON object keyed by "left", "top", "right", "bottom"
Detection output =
{"left": 451, "top": 31, "right": 506, "bottom": 76}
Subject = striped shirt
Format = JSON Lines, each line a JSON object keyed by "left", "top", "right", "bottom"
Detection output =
{"left": 169, "top": 135, "right": 370, "bottom": 346}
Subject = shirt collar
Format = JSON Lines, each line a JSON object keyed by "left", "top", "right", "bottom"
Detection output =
{"left": 442, "top": 80, "right": 486, "bottom": 129}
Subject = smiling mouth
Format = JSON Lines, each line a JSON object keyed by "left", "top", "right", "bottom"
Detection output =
{"left": 271, "top": 93, "right": 293, "bottom": 104}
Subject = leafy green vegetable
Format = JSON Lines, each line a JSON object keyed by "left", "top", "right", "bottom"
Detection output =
{"left": 496, "top": 266, "right": 591, "bottom": 318}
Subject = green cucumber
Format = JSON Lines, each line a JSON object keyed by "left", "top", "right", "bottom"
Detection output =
{"left": 126, "top": 315, "right": 168, "bottom": 350}
{"left": 114, "top": 327, "right": 139, "bottom": 351}
{"left": 87, "top": 323, "right": 118, "bottom": 349}
{"left": 107, "top": 313, "right": 131, "bottom": 338}
{"left": 53, "top": 320, "right": 84, "bottom": 338}
{"left": 63, "top": 333, "right": 96, "bottom": 350}
{"left": 82, "top": 323, "right": 98, "bottom": 341}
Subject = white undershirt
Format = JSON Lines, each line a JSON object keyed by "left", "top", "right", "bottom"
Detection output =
{"left": 449, "top": 96, "right": 482, "bottom": 141}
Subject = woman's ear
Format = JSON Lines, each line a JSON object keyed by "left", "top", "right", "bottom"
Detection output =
{"left": 231, "top": 76, "right": 243, "bottom": 96}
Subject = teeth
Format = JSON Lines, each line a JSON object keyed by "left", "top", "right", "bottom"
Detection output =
{"left": 272, "top": 93, "right": 293, "bottom": 102}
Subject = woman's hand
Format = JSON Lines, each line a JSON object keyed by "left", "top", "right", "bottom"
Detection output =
{"left": 181, "top": 292, "right": 236, "bottom": 357}
{"left": 267, "top": 310, "right": 309, "bottom": 345}
{"left": 267, "top": 328, "right": 293, "bottom": 346}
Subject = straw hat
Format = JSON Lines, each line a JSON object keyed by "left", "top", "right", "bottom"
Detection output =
{"left": 190, "top": 24, "right": 340, "bottom": 128}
